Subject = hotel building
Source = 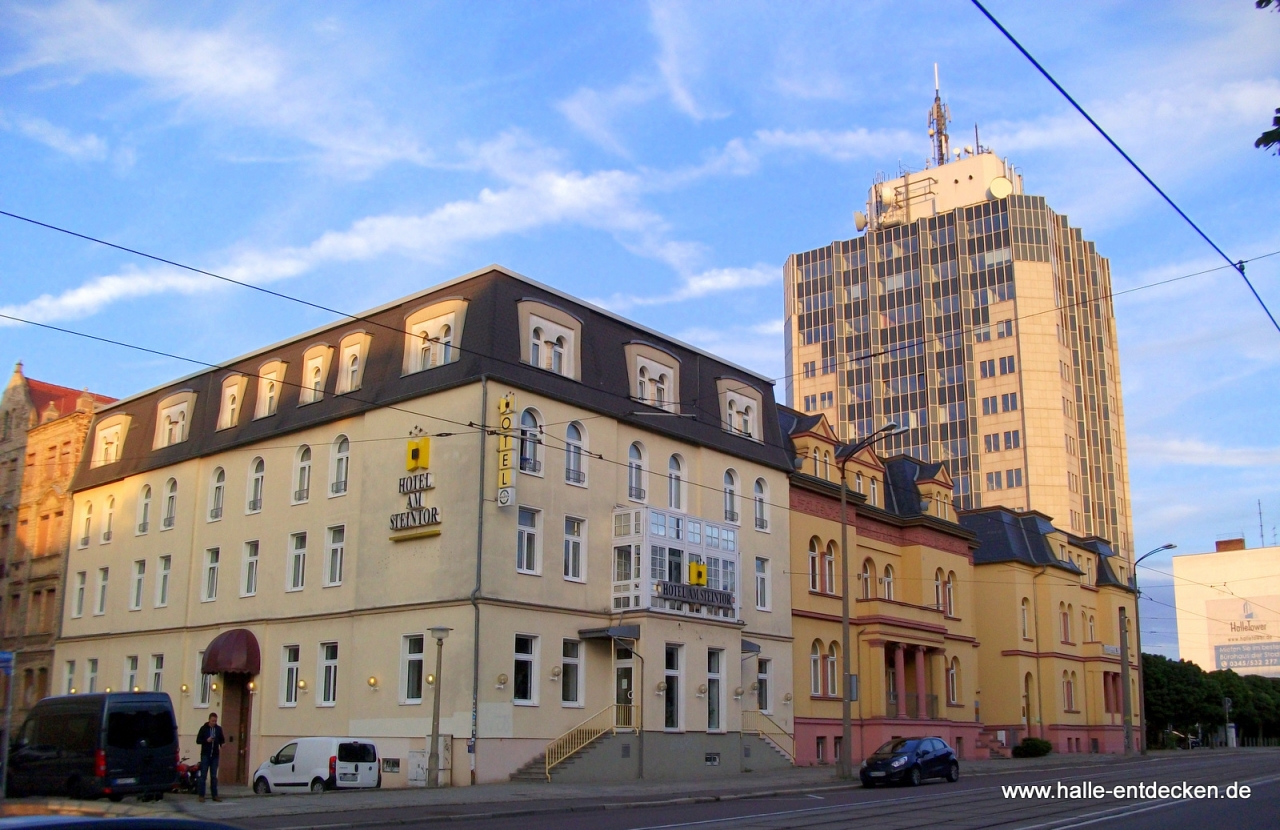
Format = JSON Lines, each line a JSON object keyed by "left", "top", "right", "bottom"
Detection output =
{"left": 56, "top": 267, "right": 795, "bottom": 786}
{"left": 783, "top": 93, "right": 1135, "bottom": 568}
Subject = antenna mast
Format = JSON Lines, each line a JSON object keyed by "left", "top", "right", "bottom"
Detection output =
{"left": 928, "top": 63, "right": 951, "bottom": 167}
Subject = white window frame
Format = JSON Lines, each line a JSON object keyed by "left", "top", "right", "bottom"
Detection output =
{"left": 723, "top": 470, "right": 739, "bottom": 524}
{"left": 564, "top": 422, "right": 587, "bottom": 486}
{"left": 73, "top": 571, "right": 86, "bottom": 618}
{"left": 325, "top": 525, "right": 345, "bottom": 587}
{"left": 563, "top": 516, "right": 585, "bottom": 583}
{"left": 336, "top": 344, "right": 364, "bottom": 394}
{"left": 707, "top": 648, "right": 724, "bottom": 732}
{"left": 87, "top": 658, "right": 98, "bottom": 694}
{"left": 64, "top": 660, "right": 75, "bottom": 696}
{"left": 627, "top": 443, "right": 646, "bottom": 502}
{"left": 401, "top": 634, "right": 425, "bottom": 705}
{"left": 150, "top": 654, "right": 164, "bottom": 692}
{"left": 102, "top": 497, "right": 115, "bottom": 543}
{"left": 288, "top": 532, "right": 307, "bottom": 591}
{"left": 136, "top": 485, "right": 151, "bottom": 534}
{"left": 301, "top": 355, "right": 325, "bottom": 405}
{"left": 209, "top": 467, "right": 225, "bottom": 522}
{"left": 124, "top": 655, "right": 139, "bottom": 692}
{"left": 753, "top": 477, "right": 769, "bottom": 531}
{"left": 156, "top": 555, "right": 171, "bottom": 607}
{"left": 94, "top": 567, "right": 108, "bottom": 616}
{"left": 330, "top": 435, "right": 350, "bottom": 497}
{"left": 196, "top": 651, "right": 211, "bottom": 708}
{"left": 517, "top": 508, "right": 540, "bottom": 575}
{"left": 217, "top": 376, "right": 243, "bottom": 430}
{"left": 242, "top": 541, "right": 259, "bottom": 597}
{"left": 667, "top": 454, "right": 683, "bottom": 511}
{"left": 754, "top": 557, "right": 770, "bottom": 611}
{"left": 513, "top": 634, "right": 538, "bottom": 706}
{"left": 281, "top": 645, "right": 300, "bottom": 707}
{"left": 248, "top": 458, "right": 265, "bottom": 513}
{"left": 91, "top": 422, "right": 124, "bottom": 468}
{"left": 255, "top": 366, "right": 284, "bottom": 419}
{"left": 130, "top": 560, "right": 145, "bottom": 611}
{"left": 757, "top": 658, "right": 772, "bottom": 714}
{"left": 561, "top": 639, "right": 583, "bottom": 708}
{"left": 663, "top": 643, "right": 683, "bottom": 731}
{"left": 318, "top": 642, "right": 338, "bottom": 707}
{"left": 162, "top": 478, "right": 177, "bottom": 530}
{"left": 293, "top": 446, "right": 312, "bottom": 504}
{"left": 203, "top": 548, "right": 219, "bottom": 602}
{"left": 518, "top": 409, "right": 544, "bottom": 476}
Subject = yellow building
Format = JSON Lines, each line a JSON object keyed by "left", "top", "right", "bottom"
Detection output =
{"left": 783, "top": 87, "right": 1135, "bottom": 567}
{"left": 961, "top": 508, "right": 1137, "bottom": 754}
{"left": 782, "top": 408, "right": 981, "bottom": 766}
{"left": 57, "top": 267, "right": 795, "bottom": 786}
{"left": 1173, "top": 539, "right": 1280, "bottom": 677}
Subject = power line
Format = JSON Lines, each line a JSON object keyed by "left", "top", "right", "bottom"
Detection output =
{"left": 969, "top": 0, "right": 1280, "bottom": 337}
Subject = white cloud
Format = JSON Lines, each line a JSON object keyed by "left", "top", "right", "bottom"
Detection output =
{"left": 594, "top": 264, "right": 777, "bottom": 312}
{"left": 3, "top": 112, "right": 108, "bottom": 161}
{"left": 1130, "top": 437, "right": 1280, "bottom": 469}
{"left": 648, "top": 0, "right": 719, "bottom": 121}
{"left": 753, "top": 127, "right": 917, "bottom": 162}
{"left": 556, "top": 81, "right": 658, "bottom": 158}
{"left": 7, "top": 0, "right": 428, "bottom": 174}
{"left": 0, "top": 268, "right": 215, "bottom": 325}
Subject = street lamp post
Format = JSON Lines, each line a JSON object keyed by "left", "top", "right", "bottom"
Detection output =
{"left": 427, "top": 626, "right": 452, "bottom": 788}
{"left": 1131, "top": 543, "right": 1175, "bottom": 755}
{"left": 834, "top": 422, "right": 907, "bottom": 780}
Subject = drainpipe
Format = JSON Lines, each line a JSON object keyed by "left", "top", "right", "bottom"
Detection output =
{"left": 469, "top": 376, "right": 489, "bottom": 786}
{"left": 1031, "top": 565, "right": 1047, "bottom": 741}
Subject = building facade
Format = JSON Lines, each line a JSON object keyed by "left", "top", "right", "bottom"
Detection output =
{"left": 782, "top": 408, "right": 981, "bottom": 766}
{"left": 57, "top": 267, "right": 795, "bottom": 787}
{"left": 0, "top": 364, "right": 113, "bottom": 720}
{"left": 962, "top": 508, "right": 1138, "bottom": 755}
{"left": 1173, "top": 539, "right": 1280, "bottom": 677}
{"left": 783, "top": 95, "right": 1134, "bottom": 566}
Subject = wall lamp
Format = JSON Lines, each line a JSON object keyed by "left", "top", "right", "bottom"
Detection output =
{"left": 367, "top": 676, "right": 379, "bottom": 690}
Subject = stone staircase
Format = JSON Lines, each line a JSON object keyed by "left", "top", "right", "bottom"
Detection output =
{"left": 510, "top": 732, "right": 615, "bottom": 782}
{"left": 976, "top": 727, "right": 1017, "bottom": 759}
{"left": 745, "top": 732, "right": 794, "bottom": 767}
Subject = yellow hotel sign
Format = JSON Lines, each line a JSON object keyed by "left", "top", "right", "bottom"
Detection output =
{"left": 496, "top": 392, "right": 516, "bottom": 507}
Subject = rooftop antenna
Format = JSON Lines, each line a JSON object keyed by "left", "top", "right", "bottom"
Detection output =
{"left": 928, "top": 63, "right": 950, "bottom": 168}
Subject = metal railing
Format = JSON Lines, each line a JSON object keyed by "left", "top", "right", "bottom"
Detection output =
{"left": 331, "top": 480, "right": 348, "bottom": 495}
{"left": 628, "top": 486, "right": 646, "bottom": 500}
{"left": 162, "top": 515, "right": 175, "bottom": 529}
{"left": 755, "top": 516, "right": 768, "bottom": 530}
{"left": 209, "top": 507, "right": 223, "bottom": 520}
{"left": 248, "top": 498, "right": 262, "bottom": 512}
{"left": 137, "top": 521, "right": 148, "bottom": 533}
{"left": 294, "top": 488, "right": 309, "bottom": 502}
{"left": 520, "top": 457, "right": 542, "bottom": 473}
{"left": 545, "top": 703, "right": 639, "bottom": 781}
{"left": 742, "top": 710, "right": 794, "bottom": 762}
{"left": 565, "top": 468, "right": 585, "bottom": 484}
{"left": 887, "top": 694, "right": 939, "bottom": 720}
{"left": 724, "top": 509, "right": 739, "bottom": 523}
{"left": 101, "top": 530, "right": 113, "bottom": 542}
{"left": 79, "top": 536, "right": 89, "bottom": 548}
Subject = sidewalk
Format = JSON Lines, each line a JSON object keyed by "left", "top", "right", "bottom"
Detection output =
{"left": 146, "top": 751, "right": 1169, "bottom": 823}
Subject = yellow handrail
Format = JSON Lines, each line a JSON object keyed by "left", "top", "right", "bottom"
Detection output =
{"left": 742, "top": 710, "right": 795, "bottom": 762}
{"left": 545, "top": 703, "right": 639, "bottom": 780}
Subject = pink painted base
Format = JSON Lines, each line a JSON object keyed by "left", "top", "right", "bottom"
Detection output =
{"left": 795, "top": 717, "right": 983, "bottom": 766}
{"left": 982, "top": 722, "right": 1128, "bottom": 756}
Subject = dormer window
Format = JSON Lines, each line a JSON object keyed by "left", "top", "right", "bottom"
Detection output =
{"left": 90, "top": 414, "right": 130, "bottom": 468}
{"left": 298, "top": 345, "right": 332, "bottom": 406}
{"left": 627, "top": 345, "right": 681, "bottom": 412}
{"left": 717, "top": 378, "right": 763, "bottom": 441}
{"left": 336, "top": 332, "right": 372, "bottom": 394}
{"left": 406, "top": 308, "right": 460, "bottom": 374}
{"left": 519, "top": 301, "right": 581, "bottom": 380}
{"left": 217, "top": 375, "right": 247, "bottom": 430}
{"left": 153, "top": 392, "right": 196, "bottom": 450}
{"left": 526, "top": 318, "right": 574, "bottom": 377}
{"left": 531, "top": 327, "right": 542, "bottom": 368}
{"left": 255, "top": 361, "right": 287, "bottom": 419}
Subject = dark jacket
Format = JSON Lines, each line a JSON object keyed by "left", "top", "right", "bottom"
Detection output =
{"left": 196, "top": 722, "right": 226, "bottom": 758}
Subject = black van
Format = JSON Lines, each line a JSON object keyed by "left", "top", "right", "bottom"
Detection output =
{"left": 7, "top": 692, "right": 178, "bottom": 801}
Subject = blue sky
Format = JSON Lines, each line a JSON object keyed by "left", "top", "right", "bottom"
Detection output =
{"left": 1, "top": 1, "right": 1278, "bottom": 657}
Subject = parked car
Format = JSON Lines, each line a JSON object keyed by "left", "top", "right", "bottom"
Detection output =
{"left": 6, "top": 692, "right": 178, "bottom": 801}
{"left": 860, "top": 737, "right": 959, "bottom": 787}
{"left": 252, "top": 738, "right": 380, "bottom": 794}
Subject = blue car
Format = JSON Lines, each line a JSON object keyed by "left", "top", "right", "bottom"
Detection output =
{"left": 859, "top": 737, "right": 959, "bottom": 787}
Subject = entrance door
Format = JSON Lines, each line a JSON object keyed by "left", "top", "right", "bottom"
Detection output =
{"left": 615, "top": 665, "right": 634, "bottom": 728}
{"left": 220, "top": 673, "right": 254, "bottom": 785}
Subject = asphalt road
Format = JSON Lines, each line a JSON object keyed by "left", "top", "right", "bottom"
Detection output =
{"left": 232, "top": 751, "right": 1280, "bottom": 830}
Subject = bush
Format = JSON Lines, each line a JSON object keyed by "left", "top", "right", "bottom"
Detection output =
{"left": 1012, "top": 737, "right": 1053, "bottom": 758}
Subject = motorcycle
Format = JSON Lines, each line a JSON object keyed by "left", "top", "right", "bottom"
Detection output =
{"left": 175, "top": 753, "right": 202, "bottom": 794}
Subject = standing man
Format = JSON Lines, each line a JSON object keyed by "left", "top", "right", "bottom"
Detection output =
{"left": 196, "top": 713, "right": 226, "bottom": 803}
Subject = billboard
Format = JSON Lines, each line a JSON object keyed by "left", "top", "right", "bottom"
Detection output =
{"left": 1207, "top": 596, "right": 1280, "bottom": 676}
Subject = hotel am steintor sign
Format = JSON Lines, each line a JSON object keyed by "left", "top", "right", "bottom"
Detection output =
{"left": 495, "top": 392, "right": 517, "bottom": 508}
{"left": 390, "top": 434, "right": 442, "bottom": 539}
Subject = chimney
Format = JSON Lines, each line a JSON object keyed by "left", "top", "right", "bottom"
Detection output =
{"left": 1215, "top": 538, "right": 1246, "bottom": 552}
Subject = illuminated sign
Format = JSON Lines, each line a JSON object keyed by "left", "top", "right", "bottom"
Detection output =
{"left": 390, "top": 436, "right": 441, "bottom": 537}
{"left": 496, "top": 393, "right": 516, "bottom": 508}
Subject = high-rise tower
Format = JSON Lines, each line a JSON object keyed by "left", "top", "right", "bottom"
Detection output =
{"left": 783, "top": 86, "right": 1134, "bottom": 559}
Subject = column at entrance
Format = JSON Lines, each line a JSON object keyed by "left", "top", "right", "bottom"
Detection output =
{"left": 893, "top": 644, "right": 907, "bottom": 719}
{"left": 914, "top": 647, "right": 927, "bottom": 721}
{"left": 867, "top": 640, "right": 886, "bottom": 718}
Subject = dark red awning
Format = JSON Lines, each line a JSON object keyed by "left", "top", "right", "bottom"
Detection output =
{"left": 201, "top": 628, "right": 261, "bottom": 675}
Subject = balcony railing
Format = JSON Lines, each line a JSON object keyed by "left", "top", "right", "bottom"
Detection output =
{"left": 565, "top": 468, "right": 586, "bottom": 484}
{"left": 162, "top": 515, "right": 175, "bottom": 529}
{"left": 519, "top": 457, "right": 541, "bottom": 473}
{"left": 331, "top": 480, "right": 348, "bottom": 495}
{"left": 755, "top": 516, "right": 768, "bottom": 530}
{"left": 294, "top": 488, "right": 309, "bottom": 502}
{"left": 628, "top": 486, "right": 646, "bottom": 501}
{"left": 101, "top": 530, "right": 113, "bottom": 542}
{"left": 137, "top": 521, "right": 149, "bottom": 533}
{"left": 209, "top": 507, "right": 223, "bottom": 520}
{"left": 248, "top": 498, "right": 262, "bottom": 512}
{"left": 724, "top": 509, "right": 739, "bottom": 523}
{"left": 887, "top": 693, "right": 939, "bottom": 720}
{"left": 79, "top": 536, "right": 89, "bottom": 548}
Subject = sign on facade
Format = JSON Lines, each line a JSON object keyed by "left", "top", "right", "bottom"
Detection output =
{"left": 496, "top": 393, "right": 516, "bottom": 507}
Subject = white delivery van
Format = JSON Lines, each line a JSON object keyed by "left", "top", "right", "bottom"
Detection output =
{"left": 253, "top": 737, "right": 380, "bottom": 794}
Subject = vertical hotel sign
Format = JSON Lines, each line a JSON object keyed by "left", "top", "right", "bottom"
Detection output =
{"left": 496, "top": 393, "right": 516, "bottom": 508}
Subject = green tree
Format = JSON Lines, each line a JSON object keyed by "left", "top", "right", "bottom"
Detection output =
{"left": 1143, "top": 654, "right": 1222, "bottom": 746}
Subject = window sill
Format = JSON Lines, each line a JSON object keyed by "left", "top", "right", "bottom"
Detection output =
{"left": 810, "top": 695, "right": 840, "bottom": 701}
{"left": 513, "top": 701, "right": 538, "bottom": 707}
{"left": 563, "top": 577, "right": 586, "bottom": 584}
{"left": 946, "top": 702, "right": 966, "bottom": 709}
{"left": 755, "top": 607, "right": 771, "bottom": 613}
{"left": 317, "top": 703, "right": 336, "bottom": 708}
{"left": 291, "top": 500, "right": 310, "bottom": 507}
{"left": 127, "top": 607, "right": 141, "bottom": 613}
{"left": 561, "top": 703, "right": 585, "bottom": 709}
{"left": 201, "top": 597, "right": 216, "bottom": 603}
{"left": 279, "top": 703, "right": 298, "bottom": 709}
{"left": 564, "top": 479, "right": 588, "bottom": 489}
{"left": 239, "top": 593, "right": 256, "bottom": 599}
{"left": 286, "top": 587, "right": 304, "bottom": 593}
{"left": 1064, "top": 709, "right": 1081, "bottom": 714}
{"left": 400, "top": 700, "right": 423, "bottom": 706}
{"left": 516, "top": 570, "right": 541, "bottom": 577}
{"left": 808, "top": 590, "right": 841, "bottom": 598}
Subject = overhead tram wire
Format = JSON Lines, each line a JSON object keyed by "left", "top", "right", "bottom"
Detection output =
{"left": 3, "top": 205, "right": 1279, "bottom": 464}
{"left": 969, "top": 0, "right": 1280, "bottom": 337}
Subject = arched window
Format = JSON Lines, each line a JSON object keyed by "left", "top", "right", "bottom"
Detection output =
{"left": 1067, "top": 603, "right": 1074, "bottom": 642}
{"left": 753, "top": 478, "right": 768, "bottom": 530}
{"left": 210, "top": 468, "right": 225, "bottom": 520}
{"left": 295, "top": 446, "right": 312, "bottom": 502}
{"left": 808, "top": 537, "right": 821, "bottom": 592}
{"left": 723, "top": 470, "right": 738, "bottom": 522}
{"left": 419, "top": 331, "right": 432, "bottom": 370}
{"left": 667, "top": 454, "right": 682, "bottom": 509}
{"left": 226, "top": 393, "right": 238, "bottom": 425}
{"left": 265, "top": 381, "right": 277, "bottom": 415}
{"left": 530, "top": 327, "right": 543, "bottom": 368}
{"left": 1059, "top": 603, "right": 1070, "bottom": 643}
{"left": 946, "top": 571, "right": 956, "bottom": 616}
{"left": 811, "top": 447, "right": 820, "bottom": 476}
{"left": 1023, "top": 672, "right": 1034, "bottom": 724}
{"left": 948, "top": 658, "right": 960, "bottom": 704}
{"left": 740, "top": 405, "right": 753, "bottom": 437}
{"left": 551, "top": 336, "right": 565, "bottom": 374}
{"left": 637, "top": 367, "right": 648, "bottom": 402}
{"left": 822, "top": 451, "right": 831, "bottom": 480}
{"left": 882, "top": 564, "right": 895, "bottom": 601}
{"left": 565, "top": 422, "right": 586, "bottom": 484}
{"left": 826, "top": 642, "right": 839, "bottom": 697}
{"left": 810, "top": 641, "right": 822, "bottom": 696}
{"left": 861, "top": 559, "right": 875, "bottom": 600}
{"left": 163, "top": 478, "right": 178, "bottom": 529}
{"left": 332, "top": 435, "right": 350, "bottom": 494}
{"left": 519, "top": 409, "right": 543, "bottom": 474}
{"left": 439, "top": 324, "right": 453, "bottom": 364}
{"left": 310, "top": 365, "right": 323, "bottom": 399}
{"left": 1020, "top": 598, "right": 1031, "bottom": 639}
{"left": 80, "top": 502, "right": 92, "bottom": 547}
{"left": 824, "top": 542, "right": 836, "bottom": 595}
{"left": 627, "top": 443, "right": 645, "bottom": 500}
{"left": 1062, "top": 671, "right": 1074, "bottom": 710}
{"left": 249, "top": 458, "right": 265, "bottom": 512}
{"left": 654, "top": 374, "right": 667, "bottom": 408}
{"left": 870, "top": 477, "right": 878, "bottom": 506}
{"left": 347, "top": 354, "right": 360, "bottom": 392}
{"left": 1069, "top": 671, "right": 1078, "bottom": 711}
{"left": 934, "top": 569, "right": 945, "bottom": 610}
{"left": 1088, "top": 615, "right": 1096, "bottom": 642}
{"left": 103, "top": 496, "right": 115, "bottom": 542}
{"left": 138, "top": 485, "right": 152, "bottom": 533}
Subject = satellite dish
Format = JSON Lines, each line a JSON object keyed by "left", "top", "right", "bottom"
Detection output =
{"left": 989, "top": 176, "right": 1013, "bottom": 199}
{"left": 854, "top": 211, "right": 868, "bottom": 232}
